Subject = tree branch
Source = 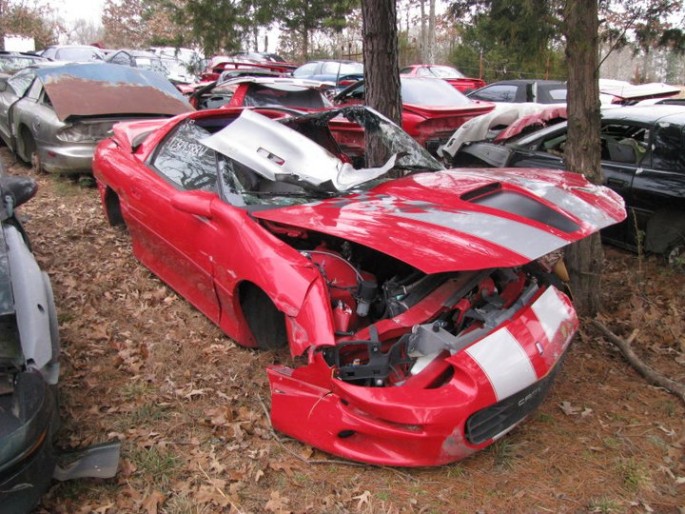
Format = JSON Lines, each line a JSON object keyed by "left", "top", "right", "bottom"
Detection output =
{"left": 591, "top": 319, "right": 685, "bottom": 404}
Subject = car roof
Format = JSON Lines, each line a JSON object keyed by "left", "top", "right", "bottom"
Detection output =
{"left": 601, "top": 104, "right": 685, "bottom": 125}
{"left": 113, "top": 49, "right": 160, "bottom": 57}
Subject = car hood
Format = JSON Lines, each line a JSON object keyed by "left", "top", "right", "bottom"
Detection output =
{"left": 37, "top": 63, "right": 193, "bottom": 121}
{"left": 253, "top": 168, "right": 626, "bottom": 273}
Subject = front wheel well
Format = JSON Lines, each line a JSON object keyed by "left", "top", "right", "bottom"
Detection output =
{"left": 104, "top": 187, "right": 125, "bottom": 227}
{"left": 238, "top": 282, "right": 287, "bottom": 350}
{"left": 17, "top": 124, "right": 35, "bottom": 164}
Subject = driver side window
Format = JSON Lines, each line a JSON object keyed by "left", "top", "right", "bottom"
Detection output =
{"left": 152, "top": 121, "right": 218, "bottom": 191}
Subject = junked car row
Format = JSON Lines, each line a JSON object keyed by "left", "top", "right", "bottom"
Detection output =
{"left": 11, "top": 47, "right": 685, "bottom": 502}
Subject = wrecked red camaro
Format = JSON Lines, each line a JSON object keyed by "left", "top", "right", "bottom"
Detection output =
{"left": 93, "top": 106, "right": 626, "bottom": 466}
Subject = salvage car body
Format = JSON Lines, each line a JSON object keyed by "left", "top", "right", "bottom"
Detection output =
{"left": 333, "top": 77, "right": 495, "bottom": 154}
{"left": 447, "top": 104, "right": 685, "bottom": 256}
{"left": 0, "top": 171, "right": 121, "bottom": 510}
{"left": 93, "top": 106, "right": 625, "bottom": 466}
{"left": 190, "top": 76, "right": 334, "bottom": 111}
{"left": 0, "top": 62, "right": 193, "bottom": 175}
{"left": 0, "top": 172, "right": 59, "bottom": 511}
{"left": 0, "top": 52, "right": 48, "bottom": 74}
{"left": 400, "top": 64, "right": 486, "bottom": 93}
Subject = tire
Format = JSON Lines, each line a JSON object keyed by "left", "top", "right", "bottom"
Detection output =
{"left": 241, "top": 285, "right": 287, "bottom": 350}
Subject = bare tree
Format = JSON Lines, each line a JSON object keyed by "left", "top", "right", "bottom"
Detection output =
{"left": 361, "top": 0, "right": 402, "bottom": 166}
{"left": 361, "top": 0, "right": 401, "bottom": 124}
{"left": 563, "top": 0, "right": 604, "bottom": 316}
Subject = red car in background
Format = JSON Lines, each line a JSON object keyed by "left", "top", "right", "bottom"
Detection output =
{"left": 189, "top": 76, "right": 334, "bottom": 111}
{"left": 401, "top": 64, "right": 486, "bottom": 93}
{"left": 199, "top": 57, "right": 296, "bottom": 82}
{"left": 92, "top": 105, "right": 625, "bottom": 466}
{"left": 334, "top": 77, "right": 495, "bottom": 154}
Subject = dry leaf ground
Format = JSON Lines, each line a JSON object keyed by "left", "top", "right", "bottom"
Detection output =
{"left": 2, "top": 147, "right": 683, "bottom": 514}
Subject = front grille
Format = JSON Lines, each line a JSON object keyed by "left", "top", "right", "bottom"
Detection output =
{"left": 465, "top": 362, "right": 562, "bottom": 445}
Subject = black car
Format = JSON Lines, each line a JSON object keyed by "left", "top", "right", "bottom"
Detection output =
{"left": 467, "top": 79, "right": 567, "bottom": 104}
{"left": 0, "top": 171, "right": 60, "bottom": 512}
{"left": 451, "top": 105, "right": 685, "bottom": 257}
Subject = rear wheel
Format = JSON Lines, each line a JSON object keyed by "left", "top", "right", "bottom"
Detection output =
{"left": 241, "top": 285, "right": 287, "bottom": 350}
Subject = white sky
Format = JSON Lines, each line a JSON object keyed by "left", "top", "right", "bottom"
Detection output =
{"left": 59, "top": 0, "right": 106, "bottom": 24}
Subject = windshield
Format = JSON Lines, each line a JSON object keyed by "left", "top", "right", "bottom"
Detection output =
{"left": 134, "top": 56, "right": 167, "bottom": 75}
{"left": 203, "top": 106, "right": 444, "bottom": 208}
{"left": 55, "top": 47, "right": 103, "bottom": 61}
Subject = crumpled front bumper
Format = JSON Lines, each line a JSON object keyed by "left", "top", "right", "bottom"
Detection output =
{"left": 268, "top": 285, "right": 578, "bottom": 467}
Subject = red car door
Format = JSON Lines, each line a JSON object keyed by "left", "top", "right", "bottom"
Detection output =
{"left": 123, "top": 120, "right": 221, "bottom": 323}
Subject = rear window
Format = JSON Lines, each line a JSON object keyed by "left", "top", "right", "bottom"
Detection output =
{"left": 243, "top": 84, "right": 331, "bottom": 110}
{"left": 321, "top": 62, "right": 363, "bottom": 76}
{"left": 401, "top": 78, "right": 472, "bottom": 106}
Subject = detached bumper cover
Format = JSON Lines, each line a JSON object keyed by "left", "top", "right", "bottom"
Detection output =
{"left": 268, "top": 285, "right": 577, "bottom": 467}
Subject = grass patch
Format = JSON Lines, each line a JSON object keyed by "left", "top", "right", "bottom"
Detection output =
{"left": 129, "top": 446, "right": 181, "bottom": 487}
{"left": 490, "top": 438, "right": 518, "bottom": 469}
{"left": 164, "top": 492, "right": 214, "bottom": 514}
{"left": 588, "top": 496, "right": 621, "bottom": 513}
{"left": 619, "top": 458, "right": 649, "bottom": 492}
{"left": 112, "top": 401, "right": 171, "bottom": 432}
{"left": 120, "top": 381, "right": 155, "bottom": 401}
{"left": 535, "top": 411, "right": 555, "bottom": 424}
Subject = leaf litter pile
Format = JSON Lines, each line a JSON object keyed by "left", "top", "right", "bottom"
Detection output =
{"left": 3, "top": 148, "right": 683, "bottom": 513}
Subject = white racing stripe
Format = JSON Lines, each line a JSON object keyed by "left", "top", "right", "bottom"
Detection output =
{"left": 531, "top": 286, "right": 572, "bottom": 344}
{"left": 395, "top": 210, "right": 568, "bottom": 261}
{"left": 466, "top": 328, "right": 538, "bottom": 401}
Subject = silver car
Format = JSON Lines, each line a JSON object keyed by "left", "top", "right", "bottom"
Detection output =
{"left": 0, "top": 62, "right": 193, "bottom": 175}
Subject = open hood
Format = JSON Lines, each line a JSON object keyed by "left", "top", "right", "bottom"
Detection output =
{"left": 38, "top": 63, "right": 193, "bottom": 121}
{"left": 254, "top": 168, "right": 626, "bottom": 273}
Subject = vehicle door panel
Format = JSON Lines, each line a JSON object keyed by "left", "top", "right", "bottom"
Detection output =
{"left": 124, "top": 122, "right": 221, "bottom": 323}
{"left": 0, "top": 85, "right": 21, "bottom": 147}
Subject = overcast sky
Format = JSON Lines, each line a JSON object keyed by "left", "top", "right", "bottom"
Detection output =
{"left": 59, "top": 0, "right": 106, "bottom": 24}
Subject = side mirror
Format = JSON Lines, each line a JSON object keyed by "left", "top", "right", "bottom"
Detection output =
{"left": 1, "top": 175, "right": 38, "bottom": 210}
{"left": 170, "top": 192, "right": 213, "bottom": 219}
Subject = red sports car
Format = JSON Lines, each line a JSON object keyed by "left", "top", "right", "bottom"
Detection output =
{"left": 401, "top": 64, "right": 487, "bottom": 93}
{"left": 93, "top": 106, "right": 625, "bottom": 466}
{"left": 333, "top": 77, "right": 495, "bottom": 154}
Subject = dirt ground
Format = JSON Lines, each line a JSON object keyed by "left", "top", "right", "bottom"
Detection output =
{"left": 3, "top": 147, "right": 683, "bottom": 514}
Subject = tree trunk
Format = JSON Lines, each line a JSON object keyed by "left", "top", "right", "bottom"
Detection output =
{"left": 419, "top": 0, "right": 426, "bottom": 62}
{"left": 563, "top": 0, "right": 604, "bottom": 316}
{"left": 362, "top": 0, "right": 402, "bottom": 127}
{"left": 426, "top": 0, "right": 436, "bottom": 64}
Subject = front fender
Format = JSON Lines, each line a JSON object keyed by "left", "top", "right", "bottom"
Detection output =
{"left": 285, "top": 272, "right": 336, "bottom": 356}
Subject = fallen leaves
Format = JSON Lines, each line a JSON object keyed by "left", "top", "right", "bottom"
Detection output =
{"left": 9, "top": 152, "right": 683, "bottom": 514}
